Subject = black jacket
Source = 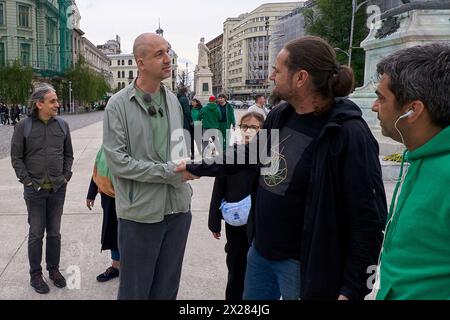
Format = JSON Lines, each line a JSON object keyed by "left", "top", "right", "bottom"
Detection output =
{"left": 187, "top": 99, "right": 387, "bottom": 300}
{"left": 208, "top": 170, "right": 258, "bottom": 233}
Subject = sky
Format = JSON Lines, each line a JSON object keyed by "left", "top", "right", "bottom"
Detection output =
{"left": 76, "top": 0, "right": 302, "bottom": 71}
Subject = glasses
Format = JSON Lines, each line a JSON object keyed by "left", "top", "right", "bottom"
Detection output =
{"left": 239, "top": 124, "right": 260, "bottom": 131}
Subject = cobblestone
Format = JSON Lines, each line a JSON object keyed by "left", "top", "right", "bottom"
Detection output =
{"left": 0, "top": 111, "right": 104, "bottom": 160}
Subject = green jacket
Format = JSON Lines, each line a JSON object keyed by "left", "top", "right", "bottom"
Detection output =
{"left": 103, "top": 80, "right": 192, "bottom": 224}
{"left": 377, "top": 126, "right": 450, "bottom": 300}
{"left": 191, "top": 107, "right": 201, "bottom": 123}
{"left": 199, "top": 103, "right": 220, "bottom": 129}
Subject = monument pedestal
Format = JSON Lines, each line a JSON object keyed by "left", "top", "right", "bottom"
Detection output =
{"left": 194, "top": 66, "right": 213, "bottom": 105}
{"left": 350, "top": 2, "right": 450, "bottom": 155}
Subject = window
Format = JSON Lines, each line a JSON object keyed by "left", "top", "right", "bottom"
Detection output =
{"left": 121, "top": 60, "right": 124, "bottom": 65}
{"left": 20, "top": 43, "right": 31, "bottom": 66}
{"left": 18, "top": 4, "right": 30, "bottom": 28}
{"left": 0, "top": 43, "right": 5, "bottom": 67}
{"left": 0, "top": 2, "right": 5, "bottom": 26}
{"left": 122, "top": 71, "right": 125, "bottom": 78}
{"left": 117, "top": 71, "right": 121, "bottom": 78}
{"left": 129, "top": 71, "right": 133, "bottom": 79}
{"left": 128, "top": 59, "right": 132, "bottom": 65}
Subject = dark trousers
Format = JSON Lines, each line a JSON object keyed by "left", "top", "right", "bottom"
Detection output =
{"left": 117, "top": 212, "right": 192, "bottom": 300}
{"left": 225, "top": 223, "right": 249, "bottom": 300}
{"left": 24, "top": 185, "right": 67, "bottom": 275}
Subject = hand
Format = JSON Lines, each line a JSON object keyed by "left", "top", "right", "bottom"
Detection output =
{"left": 174, "top": 161, "right": 199, "bottom": 182}
{"left": 174, "top": 161, "right": 187, "bottom": 173}
{"left": 212, "top": 232, "right": 221, "bottom": 240}
{"left": 181, "top": 170, "right": 199, "bottom": 182}
{"left": 338, "top": 295, "right": 349, "bottom": 301}
{"left": 86, "top": 199, "right": 95, "bottom": 211}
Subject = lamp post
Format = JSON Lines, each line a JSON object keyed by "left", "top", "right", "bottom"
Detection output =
{"left": 348, "top": 0, "right": 369, "bottom": 67}
{"left": 68, "top": 81, "right": 72, "bottom": 113}
{"left": 265, "top": 16, "right": 270, "bottom": 98}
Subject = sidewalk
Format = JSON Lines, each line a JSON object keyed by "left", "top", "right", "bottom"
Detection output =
{"left": 0, "top": 119, "right": 395, "bottom": 300}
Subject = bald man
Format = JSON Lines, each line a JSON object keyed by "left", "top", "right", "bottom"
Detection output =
{"left": 103, "top": 33, "right": 196, "bottom": 300}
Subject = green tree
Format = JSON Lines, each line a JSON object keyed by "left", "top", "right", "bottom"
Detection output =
{"left": 304, "top": 0, "right": 369, "bottom": 87}
{"left": 64, "top": 55, "right": 110, "bottom": 108}
{"left": 0, "top": 60, "right": 33, "bottom": 104}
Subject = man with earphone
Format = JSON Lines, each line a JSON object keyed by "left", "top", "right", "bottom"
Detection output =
{"left": 372, "top": 43, "right": 450, "bottom": 300}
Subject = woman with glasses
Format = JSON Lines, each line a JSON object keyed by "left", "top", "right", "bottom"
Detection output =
{"left": 208, "top": 111, "right": 264, "bottom": 300}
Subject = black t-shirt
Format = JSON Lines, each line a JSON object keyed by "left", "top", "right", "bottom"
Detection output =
{"left": 255, "top": 111, "right": 326, "bottom": 261}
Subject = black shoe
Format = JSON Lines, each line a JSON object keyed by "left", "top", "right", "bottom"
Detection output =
{"left": 30, "top": 273, "right": 50, "bottom": 294}
{"left": 49, "top": 269, "right": 67, "bottom": 288}
{"left": 96, "top": 267, "right": 119, "bottom": 282}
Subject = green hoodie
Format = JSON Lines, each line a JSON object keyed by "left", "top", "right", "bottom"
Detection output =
{"left": 377, "top": 126, "right": 450, "bottom": 300}
{"left": 199, "top": 103, "right": 221, "bottom": 129}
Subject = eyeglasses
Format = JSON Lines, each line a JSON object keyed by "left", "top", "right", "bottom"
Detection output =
{"left": 239, "top": 124, "right": 260, "bottom": 131}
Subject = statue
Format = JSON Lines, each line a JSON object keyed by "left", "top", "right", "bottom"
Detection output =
{"left": 197, "top": 37, "right": 210, "bottom": 69}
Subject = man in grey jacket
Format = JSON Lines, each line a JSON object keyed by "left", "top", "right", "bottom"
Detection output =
{"left": 103, "top": 33, "right": 197, "bottom": 300}
{"left": 11, "top": 84, "right": 73, "bottom": 294}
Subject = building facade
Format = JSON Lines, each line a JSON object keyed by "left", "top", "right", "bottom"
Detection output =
{"left": 206, "top": 34, "right": 223, "bottom": 95}
{"left": 97, "top": 35, "right": 121, "bottom": 55}
{"left": 222, "top": 2, "right": 299, "bottom": 100}
{"left": 269, "top": 3, "right": 309, "bottom": 89}
{"left": 0, "top": 0, "right": 73, "bottom": 76}
{"left": 108, "top": 53, "right": 137, "bottom": 91}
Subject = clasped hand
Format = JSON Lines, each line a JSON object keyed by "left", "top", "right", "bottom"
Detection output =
{"left": 174, "top": 161, "right": 199, "bottom": 182}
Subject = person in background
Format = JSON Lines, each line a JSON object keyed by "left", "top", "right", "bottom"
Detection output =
{"left": 11, "top": 84, "right": 73, "bottom": 294}
{"left": 86, "top": 146, "right": 120, "bottom": 282}
{"left": 217, "top": 94, "right": 236, "bottom": 150}
{"left": 209, "top": 111, "right": 264, "bottom": 300}
{"left": 190, "top": 98, "right": 203, "bottom": 159}
{"left": 248, "top": 95, "right": 268, "bottom": 119}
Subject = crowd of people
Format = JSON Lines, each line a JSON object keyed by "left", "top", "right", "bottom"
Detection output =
{"left": 9, "top": 33, "right": 450, "bottom": 300}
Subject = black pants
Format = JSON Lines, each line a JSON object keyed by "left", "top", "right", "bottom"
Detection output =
{"left": 117, "top": 212, "right": 192, "bottom": 300}
{"left": 24, "top": 185, "right": 67, "bottom": 275}
{"left": 225, "top": 223, "right": 249, "bottom": 300}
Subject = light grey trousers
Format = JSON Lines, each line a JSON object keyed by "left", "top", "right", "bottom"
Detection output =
{"left": 117, "top": 212, "right": 192, "bottom": 300}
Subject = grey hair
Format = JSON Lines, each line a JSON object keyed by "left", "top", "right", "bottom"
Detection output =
{"left": 28, "top": 84, "right": 56, "bottom": 118}
{"left": 377, "top": 43, "right": 450, "bottom": 128}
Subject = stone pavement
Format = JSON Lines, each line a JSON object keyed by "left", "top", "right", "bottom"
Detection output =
{"left": 0, "top": 115, "right": 395, "bottom": 300}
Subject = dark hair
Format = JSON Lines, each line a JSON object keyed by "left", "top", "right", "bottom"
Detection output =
{"left": 377, "top": 43, "right": 450, "bottom": 128}
{"left": 254, "top": 94, "right": 265, "bottom": 102}
{"left": 177, "top": 87, "right": 188, "bottom": 98}
{"left": 191, "top": 98, "right": 202, "bottom": 108}
{"left": 218, "top": 93, "right": 228, "bottom": 100}
{"left": 28, "top": 84, "right": 55, "bottom": 119}
{"left": 284, "top": 36, "right": 355, "bottom": 100}
{"left": 240, "top": 111, "right": 264, "bottom": 127}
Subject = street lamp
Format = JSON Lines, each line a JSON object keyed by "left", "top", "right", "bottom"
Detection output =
{"left": 68, "top": 81, "right": 72, "bottom": 113}
{"left": 264, "top": 16, "right": 270, "bottom": 98}
{"left": 348, "top": 0, "right": 369, "bottom": 67}
{"left": 334, "top": 47, "right": 350, "bottom": 58}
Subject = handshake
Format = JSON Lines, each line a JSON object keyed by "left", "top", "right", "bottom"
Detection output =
{"left": 173, "top": 160, "right": 199, "bottom": 182}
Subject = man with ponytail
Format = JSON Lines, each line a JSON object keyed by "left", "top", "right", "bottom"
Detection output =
{"left": 178, "top": 36, "right": 387, "bottom": 300}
